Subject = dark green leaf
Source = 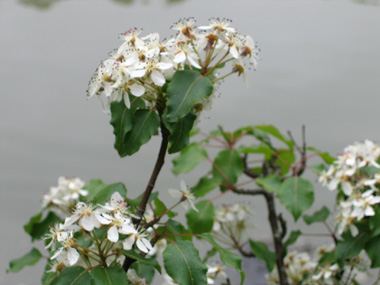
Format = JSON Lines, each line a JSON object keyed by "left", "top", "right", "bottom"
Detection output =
{"left": 212, "top": 148, "right": 244, "bottom": 191}
{"left": 164, "top": 111, "right": 197, "bottom": 154}
{"left": 7, "top": 248, "right": 42, "bottom": 273}
{"left": 110, "top": 96, "right": 145, "bottom": 157}
{"left": 278, "top": 177, "right": 314, "bottom": 221}
{"left": 166, "top": 70, "right": 213, "bottom": 122}
{"left": 239, "top": 144, "right": 274, "bottom": 160}
{"left": 303, "top": 206, "right": 330, "bottom": 225}
{"left": 82, "top": 179, "right": 107, "bottom": 202}
{"left": 163, "top": 240, "right": 208, "bottom": 285}
{"left": 275, "top": 149, "right": 295, "bottom": 175}
{"left": 50, "top": 266, "right": 92, "bottom": 285}
{"left": 369, "top": 208, "right": 380, "bottom": 238}
{"left": 284, "top": 230, "right": 302, "bottom": 249}
{"left": 254, "top": 125, "right": 293, "bottom": 149}
{"left": 201, "top": 234, "right": 244, "bottom": 285}
{"left": 186, "top": 200, "right": 214, "bottom": 234}
{"left": 256, "top": 175, "right": 282, "bottom": 193}
{"left": 365, "top": 237, "right": 380, "bottom": 268}
{"left": 24, "top": 212, "right": 42, "bottom": 235}
{"left": 121, "top": 109, "right": 160, "bottom": 156}
{"left": 28, "top": 211, "right": 62, "bottom": 241}
{"left": 191, "top": 176, "right": 220, "bottom": 198}
{"left": 249, "top": 239, "right": 276, "bottom": 272}
{"left": 91, "top": 266, "right": 128, "bottom": 285}
{"left": 158, "top": 219, "right": 192, "bottom": 241}
{"left": 122, "top": 250, "right": 161, "bottom": 273}
{"left": 202, "top": 248, "right": 217, "bottom": 263}
{"left": 127, "top": 192, "right": 158, "bottom": 207}
{"left": 153, "top": 197, "right": 176, "bottom": 218}
{"left": 318, "top": 249, "right": 336, "bottom": 265}
{"left": 91, "top": 182, "right": 127, "bottom": 204}
{"left": 310, "top": 163, "right": 328, "bottom": 175}
{"left": 172, "top": 143, "right": 208, "bottom": 175}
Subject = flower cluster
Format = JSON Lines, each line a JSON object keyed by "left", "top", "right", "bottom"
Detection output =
{"left": 45, "top": 192, "right": 153, "bottom": 270}
{"left": 319, "top": 140, "right": 380, "bottom": 236}
{"left": 266, "top": 247, "right": 367, "bottom": 285}
{"left": 212, "top": 203, "right": 253, "bottom": 246}
{"left": 41, "top": 176, "right": 88, "bottom": 211}
{"left": 87, "top": 17, "right": 259, "bottom": 111}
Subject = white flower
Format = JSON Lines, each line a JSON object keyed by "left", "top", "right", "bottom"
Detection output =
{"left": 122, "top": 227, "right": 153, "bottom": 253}
{"left": 44, "top": 224, "right": 68, "bottom": 250}
{"left": 127, "top": 269, "right": 148, "bottom": 285}
{"left": 312, "top": 263, "right": 339, "bottom": 281}
{"left": 64, "top": 202, "right": 106, "bottom": 232}
{"left": 101, "top": 211, "right": 133, "bottom": 243}
{"left": 100, "top": 191, "right": 130, "bottom": 215}
{"left": 352, "top": 190, "right": 380, "bottom": 220}
{"left": 51, "top": 231, "right": 79, "bottom": 266}
{"left": 168, "top": 180, "right": 198, "bottom": 212}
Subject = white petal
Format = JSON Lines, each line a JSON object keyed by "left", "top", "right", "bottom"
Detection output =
{"left": 174, "top": 52, "right": 186, "bottom": 64}
{"left": 141, "top": 238, "right": 153, "bottom": 251}
{"left": 51, "top": 247, "right": 63, "bottom": 260}
{"left": 111, "top": 192, "right": 124, "bottom": 207}
{"left": 107, "top": 225, "right": 119, "bottom": 242}
{"left": 123, "top": 235, "right": 135, "bottom": 250}
{"left": 188, "top": 55, "right": 201, "bottom": 69}
{"left": 80, "top": 215, "right": 95, "bottom": 231}
{"left": 129, "top": 83, "right": 145, "bottom": 97}
{"left": 136, "top": 238, "right": 148, "bottom": 253}
{"left": 151, "top": 70, "right": 166, "bottom": 86}
{"left": 131, "top": 69, "right": 146, "bottom": 78}
{"left": 229, "top": 45, "right": 239, "bottom": 59}
{"left": 64, "top": 215, "right": 80, "bottom": 228}
{"left": 119, "top": 224, "right": 136, "bottom": 235}
{"left": 168, "top": 188, "right": 181, "bottom": 198}
{"left": 180, "top": 180, "right": 187, "bottom": 192}
{"left": 365, "top": 206, "right": 375, "bottom": 216}
{"left": 124, "top": 94, "right": 131, "bottom": 108}
{"left": 67, "top": 247, "right": 79, "bottom": 266}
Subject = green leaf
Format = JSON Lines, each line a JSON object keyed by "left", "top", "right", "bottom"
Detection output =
{"left": 28, "top": 211, "right": 62, "bottom": 241}
{"left": 120, "top": 108, "right": 160, "bottom": 156}
{"left": 191, "top": 176, "right": 220, "bottom": 198}
{"left": 335, "top": 225, "right": 370, "bottom": 266}
{"left": 254, "top": 125, "right": 293, "bottom": 149}
{"left": 110, "top": 96, "right": 145, "bottom": 157}
{"left": 163, "top": 240, "right": 208, "bottom": 285}
{"left": 127, "top": 192, "right": 158, "bottom": 207}
{"left": 365, "top": 237, "right": 380, "bottom": 268}
{"left": 153, "top": 197, "right": 176, "bottom": 218}
{"left": 202, "top": 248, "right": 217, "bottom": 263}
{"left": 166, "top": 70, "right": 213, "bottom": 122}
{"left": 256, "top": 175, "right": 282, "bottom": 193}
{"left": 212, "top": 148, "right": 244, "bottom": 191}
{"left": 91, "top": 266, "right": 128, "bottom": 285}
{"left": 369, "top": 208, "right": 380, "bottom": 238}
{"left": 172, "top": 143, "right": 208, "bottom": 175}
{"left": 82, "top": 179, "right": 107, "bottom": 202}
{"left": 284, "top": 230, "right": 302, "bottom": 249}
{"left": 158, "top": 219, "right": 192, "bottom": 241}
{"left": 24, "top": 212, "right": 42, "bottom": 235}
{"left": 318, "top": 249, "right": 336, "bottom": 265}
{"left": 239, "top": 144, "right": 274, "bottom": 160}
{"left": 249, "top": 239, "right": 276, "bottom": 272}
{"left": 50, "top": 266, "right": 92, "bottom": 285}
{"left": 201, "top": 234, "right": 244, "bottom": 285}
{"left": 307, "top": 147, "right": 336, "bottom": 164}
{"left": 7, "top": 248, "right": 42, "bottom": 273}
{"left": 164, "top": 111, "right": 197, "bottom": 154}
{"left": 122, "top": 250, "right": 161, "bottom": 273}
{"left": 186, "top": 200, "right": 214, "bottom": 234}
{"left": 310, "top": 163, "right": 328, "bottom": 175}
{"left": 276, "top": 149, "right": 296, "bottom": 176}
{"left": 278, "top": 177, "right": 314, "bottom": 221}
{"left": 91, "top": 182, "right": 127, "bottom": 204}
{"left": 131, "top": 262, "right": 155, "bottom": 283}
{"left": 303, "top": 206, "right": 330, "bottom": 225}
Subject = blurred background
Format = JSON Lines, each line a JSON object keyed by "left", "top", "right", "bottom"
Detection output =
{"left": 1, "top": 0, "right": 380, "bottom": 284}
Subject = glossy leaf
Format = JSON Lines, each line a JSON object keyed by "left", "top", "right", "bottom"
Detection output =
{"left": 275, "top": 149, "right": 295, "bottom": 175}
{"left": 172, "top": 143, "right": 208, "bottom": 175}
{"left": 186, "top": 200, "right": 214, "bottom": 234}
{"left": 163, "top": 240, "right": 208, "bottom": 285}
{"left": 154, "top": 197, "right": 176, "bottom": 218}
{"left": 91, "top": 266, "right": 128, "bottom": 285}
{"left": 158, "top": 219, "right": 192, "bottom": 241}
{"left": 191, "top": 176, "right": 220, "bottom": 198}
{"left": 249, "top": 239, "right": 276, "bottom": 272}
{"left": 369, "top": 208, "right": 380, "bottom": 238}
{"left": 27, "top": 211, "right": 61, "bottom": 241}
{"left": 365, "top": 237, "right": 380, "bottom": 268}
{"left": 110, "top": 96, "right": 145, "bottom": 157}
{"left": 121, "top": 109, "right": 160, "bottom": 156}
{"left": 239, "top": 143, "right": 274, "bottom": 160}
{"left": 91, "top": 182, "right": 127, "bottom": 204}
{"left": 212, "top": 148, "right": 244, "bottom": 191}
{"left": 164, "top": 111, "right": 197, "bottom": 154}
{"left": 50, "top": 266, "right": 92, "bottom": 285}
{"left": 278, "top": 177, "right": 314, "bottom": 221}
{"left": 303, "top": 206, "right": 330, "bottom": 225}
{"left": 122, "top": 250, "right": 161, "bottom": 273}
{"left": 7, "top": 248, "right": 42, "bottom": 273}
{"left": 201, "top": 234, "right": 244, "bottom": 285}
{"left": 166, "top": 70, "right": 213, "bottom": 122}
{"left": 131, "top": 262, "right": 155, "bottom": 283}
{"left": 24, "top": 212, "right": 42, "bottom": 236}
{"left": 254, "top": 125, "right": 293, "bottom": 149}
{"left": 256, "top": 175, "right": 282, "bottom": 193}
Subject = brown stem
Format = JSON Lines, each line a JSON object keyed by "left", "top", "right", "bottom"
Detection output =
{"left": 233, "top": 188, "right": 288, "bottom": 285}
{"left": 122, "top": 121, "right": 169, "bottom": 272}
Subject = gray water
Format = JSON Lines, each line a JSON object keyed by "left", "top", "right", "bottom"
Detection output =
{"left": 1, "top": 0, "right": 380, "bottom": 284}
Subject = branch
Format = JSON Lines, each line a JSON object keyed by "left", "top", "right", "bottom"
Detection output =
{"left": 287, "top": 126, "right": 307, "bottom": 177}
{"left": 242, "top": 154, "right": 260, "bottom": 178}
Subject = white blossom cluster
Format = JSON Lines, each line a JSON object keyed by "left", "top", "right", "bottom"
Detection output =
{"left": 319, "top": 140, "right": 380, "bottom": 236}
{"left": 41, "top": 176, "right": 88, "bottom": 211}
{"left": 266, "top": 247, "right": 367, "bottom": 285}
{"left": 45, "top": 192, "right": 153, "bottom": 270}
{"left": 87, "top": 17, "right": 259, "bottom": 111}
{"left": 212, "top": 203, "right": 253, "bottom": 246}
